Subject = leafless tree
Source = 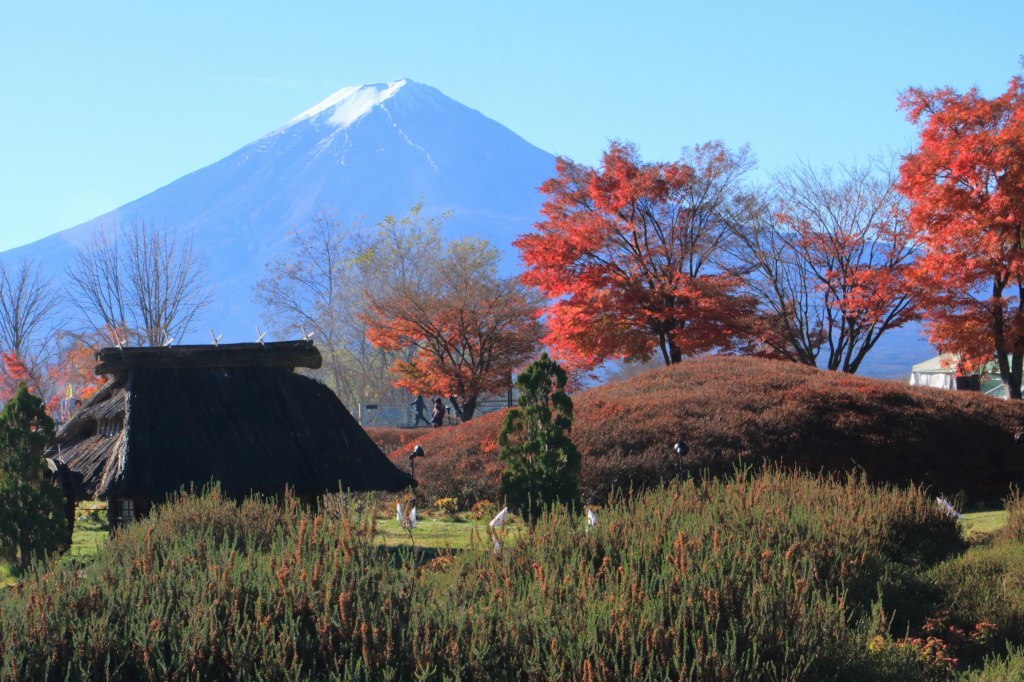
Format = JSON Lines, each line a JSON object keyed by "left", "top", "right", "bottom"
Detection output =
{"left": 0, "top": 258, "right": 63, "bottom": 393}
{"left": 729, "top": 157, "right": 919, "bottom": 373}
{"left": 65, "top": 219, "right": 209, "bottom": 346}
{"left": 255, "top": 209, "right": 410, "bottom": 409}
{"left": 674, "top": 141, "right": 757, "bottom": 278}
{"left": 727, "top": 191, "right": 826, "bottom": 366}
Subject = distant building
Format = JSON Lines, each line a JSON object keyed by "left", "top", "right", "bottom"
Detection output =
{"left": 909, "top": 354, "right": 1006, "bottom": 398}
{"left": 46, "top": 340, "right": 413, "bottom": 530}
{"left": 909, "top": 354, "right": 959, "bottom": 390}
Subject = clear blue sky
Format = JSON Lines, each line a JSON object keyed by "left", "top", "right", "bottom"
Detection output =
{"left": 1, "top": 1, "right": 1021, "bottom": 252}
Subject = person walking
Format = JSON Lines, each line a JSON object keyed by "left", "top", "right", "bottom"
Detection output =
{"left": 411, "top": 395, "right": 430, "bottom": 426}
{"left": 430, "top": 397, "right": 445, "bottom": 428}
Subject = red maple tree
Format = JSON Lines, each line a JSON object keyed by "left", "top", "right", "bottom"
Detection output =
{"left": 0, "top": 352, "right": 31, "bottom": 403}
{"left": 899, "top": 74, "right": 1024, "bottom": 397}
{"left": 515, "top": 141, "right": 756, "bottom": 368}
{"left": 44, "top": 330, "right": 110, "bottom": 417}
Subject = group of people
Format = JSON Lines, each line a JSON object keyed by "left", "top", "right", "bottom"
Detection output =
{"left": 410, "top": 394, "right": 461, "bottom": 428}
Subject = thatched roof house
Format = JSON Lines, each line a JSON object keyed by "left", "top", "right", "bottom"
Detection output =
{"left": 47, "top": 340, "right": 413, "bottom": 526}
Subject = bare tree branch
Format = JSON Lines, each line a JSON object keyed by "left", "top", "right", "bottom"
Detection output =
{"left": 65, "top": 218, "right": 210, "bottom": 346}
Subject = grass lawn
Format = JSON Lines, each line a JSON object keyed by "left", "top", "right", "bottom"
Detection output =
{"left": 69, "top": 502, "right": 108, "bottom": 559}
{"left": 2, "top": 507, "right": 110, "bottom": 588}
{"left": 375, "top": 516, "right": 520, "bottom": 550}
{"left": 378, "top": 510, "right": 1010, "bottom": 548}
{"left": 0, "top": 563, "right": 15, "bottom": 588}
{"left": 961, "top": 509, "right": 1008, "bottom": 538}
{"left": 70, "top": 522, "right": 108, "bottom": 558}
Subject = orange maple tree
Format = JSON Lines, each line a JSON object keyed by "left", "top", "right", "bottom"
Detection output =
{"left": 44, "top": 331, "right": 110, "bottom": 416}
{"left": 0, "top": 353, "right": 31, "bottom": 403}
{"left": 361, "top": 236, "right": 543, "bottom": 421}
{"left": 515, "top": 141, "right": 756, "bottom": 368}
{"left": 899, "top": 74, "right": 1024, "bottom": 397}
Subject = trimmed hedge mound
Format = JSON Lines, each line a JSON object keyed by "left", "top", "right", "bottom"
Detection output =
{"left": 386, "top": 356, "right": 1024, "bottom": 504}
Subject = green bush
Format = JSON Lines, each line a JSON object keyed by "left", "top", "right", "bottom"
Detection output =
{"left": 499, "top": 353, "right": 581, "bottom": 519}
{"left": 962, "top": 644, "right": 1024, "bottom": 681}
{"left": 0, "top": 383, "right": 67, "bottom": 573}
{"left": 0, "top": 469, "right": 969, "bottom": 680}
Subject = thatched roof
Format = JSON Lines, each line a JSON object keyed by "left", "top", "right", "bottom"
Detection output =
{"left": 48, "top": 341, "right": 413, "bottom": 499}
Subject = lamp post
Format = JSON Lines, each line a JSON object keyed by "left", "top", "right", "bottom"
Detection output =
{"left": 673, "top": 441, "right": 689, "bottom": 479}
{"left": 409, "top": 444, "right": 425, "bottom": 482}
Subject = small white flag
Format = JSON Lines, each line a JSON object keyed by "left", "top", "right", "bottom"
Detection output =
{"left": 409, "top": 506, "right": 418, "bottom": 528}
{"left": 587, "top": 508, "right": 597, "bottom": 527}
{"left": 396, "top": 502, "right": 403, "bottom": 523}
{"left": 936, "top": 497, "right": 961, "bottom": 519}
{"left": 489, "top": 506, "right": 508, "bottom": 529}
{"left": 492, "top": 536, "right": 501, "bottom": 553}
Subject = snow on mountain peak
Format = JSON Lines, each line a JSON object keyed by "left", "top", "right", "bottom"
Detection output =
{"left": 287, "top": 78, "right": 409, "bottom": 128}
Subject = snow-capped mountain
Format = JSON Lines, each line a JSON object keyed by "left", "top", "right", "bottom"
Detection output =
{"left": 8, "top": 78, "right": 555, "bottom": 343}
{"left": 3, "top": 78, "right": 931, "bottom": 378}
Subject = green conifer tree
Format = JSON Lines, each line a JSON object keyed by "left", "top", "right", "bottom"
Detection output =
{"left": 0, "top": 383, "right": 67, "bottom": 572}
{"left": 498, "top": 353, "right": 581, "bottom": 520}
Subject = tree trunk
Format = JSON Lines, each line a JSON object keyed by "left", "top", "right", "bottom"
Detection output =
{"left": 1010, "top": 350, "right": 1024, "bottom": 400}
{"left": 992, "top": 281, "right": 1019, "bottom": 399}
{"left": 461, "top": 394, "right": 478, "bottom": 421}
{"left": 666, "top": 335, "right": 682, "bottom": 364}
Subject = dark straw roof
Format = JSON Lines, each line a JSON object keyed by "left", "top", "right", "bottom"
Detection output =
{"left": 93, "top": 340, "right": 322, "bottom": 374}
{"left": 49, "top": 342, "right": 413, "bottom": 499}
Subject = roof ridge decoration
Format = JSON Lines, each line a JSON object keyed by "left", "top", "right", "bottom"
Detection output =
{"left": 94, "top": 340, "right": 322, "bottom": 375}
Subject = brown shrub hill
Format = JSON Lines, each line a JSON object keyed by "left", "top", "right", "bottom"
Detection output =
{"left": 383, "top": 356, "right": 1024, "bottom": 504}
{"left": 364, "top": 426, "right": 425, "bottom": 455}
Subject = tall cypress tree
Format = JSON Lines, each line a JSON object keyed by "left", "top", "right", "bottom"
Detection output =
{"left": 498, "top": 353, "right": 580, "bottom": 520}
{"left": 0, "top": 383, "right": 67, "bottom": 572}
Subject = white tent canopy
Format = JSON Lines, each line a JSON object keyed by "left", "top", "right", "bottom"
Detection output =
{"left": 908, "top": 354, "right": 957, "bottom": 390}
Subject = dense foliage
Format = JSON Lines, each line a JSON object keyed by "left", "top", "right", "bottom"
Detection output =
{"left": 899, "top": 74, "right": 1024, "bottom": 398}
{"left": 388, "top": 356, "right": 1024, "bottom": 505}
{"left": 498, "top": 353, "right": 581, "bottom": 518}
{"left": 0, "top": 470, "right": 981, "bottom": 680}
{"left": 361, "top": 209, "right": 543, "bottom": 420}
{"left": 0, "top": 384, "right": 66, "bottom": 572}
{"left": 516, "top": 141, "right": 756, "bottom": 369}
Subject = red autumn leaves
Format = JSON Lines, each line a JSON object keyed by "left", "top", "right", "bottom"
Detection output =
{"left": 516, "top": 142, "right": 755, "bottom": 368}
{"left": 898, "top": 76, "right": 1024, "bottom": 397}
{"left": 515, "top": 141, "right": 917, "bottom": 377}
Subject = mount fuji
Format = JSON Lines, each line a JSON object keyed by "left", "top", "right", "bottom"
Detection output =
{"left": 5, "top": 78, "right": 931, "bottom": 378}
{"left": 8, "top": 78, "right": 555, "bottom": 344}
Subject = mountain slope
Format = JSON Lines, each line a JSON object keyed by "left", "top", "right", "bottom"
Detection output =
{"left": 5, "top": 78, "right": 930, "bottom": 377}
{"left": 10, "top": 79, "right": 555, "bottom": 342}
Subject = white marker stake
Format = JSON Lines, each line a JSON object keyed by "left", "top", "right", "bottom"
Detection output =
{"left": 489, "top": 507, "right": 508, "bottom": 529}
{"left": 936, "top": 497, "right": 961, "bottom": 519}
